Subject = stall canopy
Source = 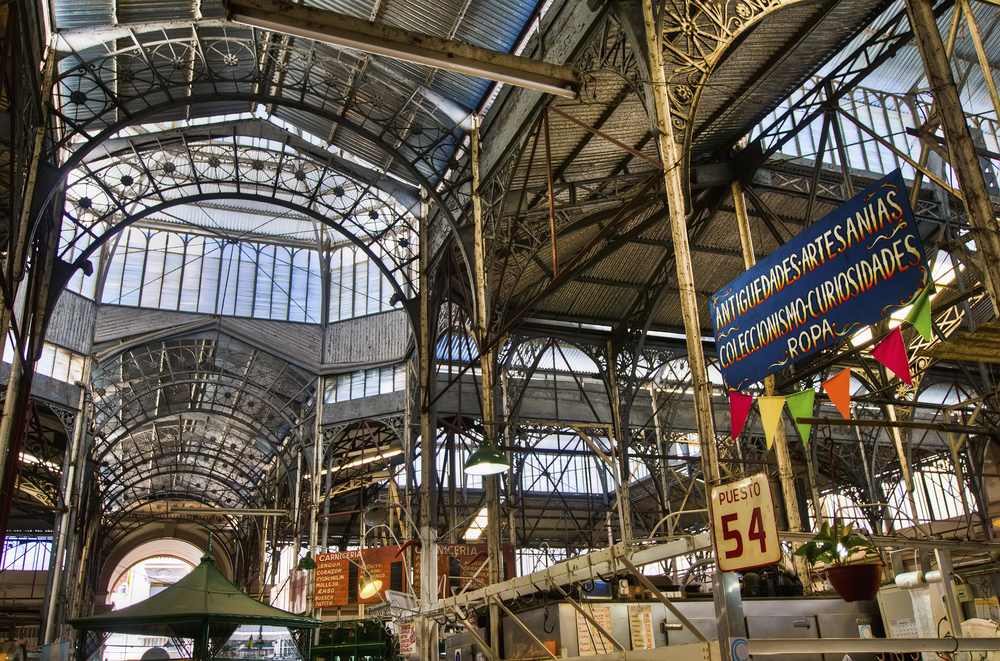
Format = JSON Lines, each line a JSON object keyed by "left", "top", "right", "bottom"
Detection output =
{"left": 69, "top": 545, "right": 320, "bottom": 661}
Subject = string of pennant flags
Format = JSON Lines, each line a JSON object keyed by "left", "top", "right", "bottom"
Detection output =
{"left": 727, "top": 284, "right": 933, "bottom": 449}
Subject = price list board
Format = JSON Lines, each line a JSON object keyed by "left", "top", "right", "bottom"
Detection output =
{"left": 313, "top": 547, "right": 406, "bottom": 608}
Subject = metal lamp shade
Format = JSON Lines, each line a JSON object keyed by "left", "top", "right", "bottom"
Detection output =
{"left": 359, "top": 572, "right": 382, "bottom": 599}
{"left": 463, "top": 445, "right": 509, "bottom": 475}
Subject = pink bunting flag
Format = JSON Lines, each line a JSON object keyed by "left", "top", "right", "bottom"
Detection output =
{"left": 728, "top": 390, "right": 754, "bottom": 439}
{"left": 870, "top": 326, "right": 912, "bottom": 386}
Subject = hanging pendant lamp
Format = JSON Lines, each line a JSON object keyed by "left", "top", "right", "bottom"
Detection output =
{"left": 463, "top": 443, "right": 509, "bottom": 475}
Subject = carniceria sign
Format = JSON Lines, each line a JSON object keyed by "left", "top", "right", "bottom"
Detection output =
{"left": 711, "top": 170, "right": 929, "bottom": 391}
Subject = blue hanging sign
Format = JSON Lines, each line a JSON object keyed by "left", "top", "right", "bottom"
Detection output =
{"left": 711, "top": 170, "right": 930, "bottom": 391}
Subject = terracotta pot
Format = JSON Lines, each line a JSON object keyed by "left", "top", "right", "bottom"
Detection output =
{"left": 825, "top": 563, "right": 884, "bottom": 601}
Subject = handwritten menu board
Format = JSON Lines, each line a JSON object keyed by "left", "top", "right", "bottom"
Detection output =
{"left": 314, "top": 547, "right": 406, "bottom": 608}
{"left": 398, "top": 623, "right": 416, "bottom": 656}
{"left": 628, "top": 604, "right": 655, "bottom": 650}
{"left": 576, "top": 605, "right": 613, "bottom": 656}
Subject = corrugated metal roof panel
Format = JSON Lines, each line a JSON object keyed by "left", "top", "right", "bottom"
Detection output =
{"left": 116, "top": 0, "right": 198, "bottom": 23}
{"left": 454, "top": 0, "right": 534, "bottom": 53}
{"left": 378, "top": 0, "right": 465, "bottom": 38}
{"left": 54, "top": 0, "right": 114, "bottom": 28}
{"left": 304, "top": 0, "right": 374, "bottom": 20}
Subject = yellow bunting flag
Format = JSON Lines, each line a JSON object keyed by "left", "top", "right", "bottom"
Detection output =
{"left": 785, "top": 389, "right": 816, "bottom": 447}
{"left": 758, "top": 395, "right": 786, "bottom": 451}
{"left": 822, "top": 367, "right": 852, "bottom": 420}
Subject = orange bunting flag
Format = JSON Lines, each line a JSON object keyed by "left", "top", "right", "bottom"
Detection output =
{"left": 758, "top": 396, "right": 786, "bottom": 451}
{"left": 822, "top": 368, "right": 852, "bottom": 420}
{"left": 871, "top": 326, "right": 912, "bottom": 386}
{"left": 728, "top": 390, "right": 754, "bottom": 440}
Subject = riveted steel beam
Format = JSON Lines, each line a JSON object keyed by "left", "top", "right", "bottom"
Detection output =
{"left": 224, "top": 0, "right": 582, "bottom": 98}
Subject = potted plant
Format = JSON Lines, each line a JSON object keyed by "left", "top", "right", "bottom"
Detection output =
{"left": 793, "top": 518, "right": 884, "bottom": 601}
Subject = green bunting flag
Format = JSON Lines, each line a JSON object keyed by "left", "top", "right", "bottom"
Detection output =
{"left": 785, "top": 389, "right": 816, "bottom": 446}
{"left": 905, "top": 284, "right": 934, "bottom": 342}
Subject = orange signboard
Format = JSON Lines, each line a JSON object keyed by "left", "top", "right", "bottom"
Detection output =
{"left": 412, "top": 543, "right": 516, "bottom": 599}
{"left": 314, "top": 547, "right": 407, "bottom": 608}
{"left": 312, "top": 543, "right": 515, "bottom": 607}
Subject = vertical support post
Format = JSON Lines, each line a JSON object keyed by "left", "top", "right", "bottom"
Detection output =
{"left": 43, "top": 376, "right": 89, "bottom": 644}
{"left": 418, "top": 196, "right": 439, "bottom": 661}
{"left": 648, "top": 383, "right": 672, "bottom": 528}
{"left": 447, "top": 431, "right": 458, "bottom": 543}
{"left": 641, "top": 2, "right": 744, "bottom": 656}
{"left": 291, "top": 450, "right": 303, "bottom": 570}
{"left": 731, "top": 181, "right": 813, "bottom": 594}
{"left": 0, "top": 194, "right": 62, "bottom": 553}
{"left": 472, "top": 115, "right": 504, "bottom": 658}
{"left": 606, "top": 341, "right": 633, "bottom": 543}
{"left": 935, "top": 549, "right": 965, "bottom": 637}
{"left": 906, "top": 0, "right": 1000, "bottom": 318}
{"left": 196, "top": 620, "right": 210, "bottom": 661}
{"left": 501, "top": 373, "right": 518, "bottom": 556}
{"left": 307, "top": 377, "right": 324, "bottom": 620}
{"left": 0, "top": 340, "right": 26, "bottom": 540}
{"left": 906, "top": 5, "right": 962, "bottom": 209}
{"left": 854, "top": 428, "right": 888, "bottom": 534}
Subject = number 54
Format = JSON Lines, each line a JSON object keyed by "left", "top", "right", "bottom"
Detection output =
{"left": 720, "top": 506, "right": 767, "bottom": 559}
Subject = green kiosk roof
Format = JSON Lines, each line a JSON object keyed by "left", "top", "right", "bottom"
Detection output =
{"left": 69, "top": 549, "right": 320, "bottom": 637}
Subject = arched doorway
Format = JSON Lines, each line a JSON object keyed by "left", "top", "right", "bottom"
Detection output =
{"left": 105, "top": 538, "right": 202, "bottom": 608}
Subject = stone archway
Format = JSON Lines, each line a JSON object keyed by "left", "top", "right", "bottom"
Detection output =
{"left": 101, "top": 530, "right": 233, "bottom": 606}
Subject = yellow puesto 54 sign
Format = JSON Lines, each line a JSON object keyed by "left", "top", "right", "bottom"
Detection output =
{"left": 710, "top": 473, "right": 781, "bottom": 572}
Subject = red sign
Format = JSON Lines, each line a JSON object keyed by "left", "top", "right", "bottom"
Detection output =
{"left": 412, "top": 543, "right": 516, "bottom": 599}
{"left": 314, "top": 547, "right": 407, "bottom": 608}
{"left": 313, "top": 543, "right": 516, "bottom": 607}
{"left": 710, "top": 473, "right": 781, "bottom": 572}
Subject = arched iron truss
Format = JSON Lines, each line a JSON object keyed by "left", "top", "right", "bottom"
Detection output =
{"left": 465, "top": 0, "right": 919, "bottom": 356}
{"left": 50, "top": 25, "right": 468, "bottom": 182}
{"left": 89, "top": 333, "right": 315, "bottom": 517}
{"left": 15, "top": 401, "right": 74, "bottom": 511}
{"left": 42, "top": 24, "right": 485, "bottom": 300}
{"left": 314, "top": 418, "right": 407, "bottom": 546}
{"left": 61, "top": 129, "right": 420, "bottom": 300}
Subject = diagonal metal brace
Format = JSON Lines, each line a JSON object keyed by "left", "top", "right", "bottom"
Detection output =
{"left": 445, "top": 603, "right": 501, "bottom": 661}
{"left": 489, "top": 595, "right": 558, "bottom": 660}
{"left": 618, "top": 556, "right": 709, "bottom": 644}
{"left": 549, "top": 580, "right": 625, "bottom": 652}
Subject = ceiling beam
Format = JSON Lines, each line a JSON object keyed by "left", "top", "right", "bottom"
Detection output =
{"left": 224, "top": 0, "right": 582, "bottom": 99}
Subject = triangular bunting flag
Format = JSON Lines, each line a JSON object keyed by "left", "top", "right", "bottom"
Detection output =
{"left": 871, "top": 326, "right": 912, "bottom": 386}
{"left": 822, "top": 368, "right": 852, "bottom": 420}
{"left": 728, "top": 390, "right": 754, "bottom": 440}
{"left": 758, "top": 396, "right": 786, "bottom": 451}
{"left": 905, "top": 285, "right": 934, "bottom": 342}
{"left": 785, "top": 389, "right": 816, "bottom": 446}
